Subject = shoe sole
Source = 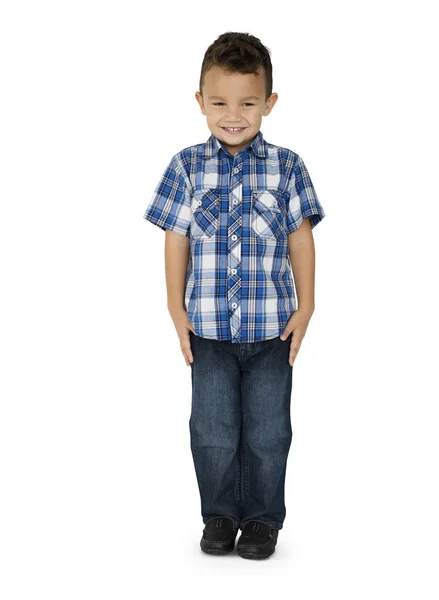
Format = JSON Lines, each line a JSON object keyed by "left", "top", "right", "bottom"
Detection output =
{"left": 237, "top": 549, "right": 275, "bottom": 559}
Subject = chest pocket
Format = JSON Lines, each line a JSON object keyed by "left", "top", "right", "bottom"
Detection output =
{"left": 251, "top": 190, "right": 286, "bottom": 240}
{"left": 190, "top": 188, "right": 220, "bottom": 239}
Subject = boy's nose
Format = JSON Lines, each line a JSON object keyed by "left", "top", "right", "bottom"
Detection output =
{"left": 225, "top": 109, "right": 241, "bottom": 118}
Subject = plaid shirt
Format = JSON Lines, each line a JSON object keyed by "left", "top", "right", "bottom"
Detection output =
{"left": 143, "top": 129, "right": 325, "bottom": 343}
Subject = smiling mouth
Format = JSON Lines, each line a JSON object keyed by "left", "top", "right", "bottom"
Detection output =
{"left": 221, "top": 127, "right": 247, "bottom": 133}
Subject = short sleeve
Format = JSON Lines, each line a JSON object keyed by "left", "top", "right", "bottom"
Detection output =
{"left": 285, "top": 155, "right": 326, "bottom": 233}
{"left": 143, "top": 155, "right": 192, "bottom": 237}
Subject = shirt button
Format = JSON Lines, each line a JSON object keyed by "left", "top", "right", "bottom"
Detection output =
{"left": 232, "top": 234, "right": 237, "bottom": 241}
{"left": 233, "top": 168, "right": 239, "bottom": 174}
{"left": 231, "top": 268, "right": 237, "bottom": 275}
{"left": 232, "top": 302, "right": 237, "bottom": 309}
{"left": 233, "top": 198, "right": 239, "bottom": 205}
{"left": 197, "top": 200, "right": 202, "bottom": 206}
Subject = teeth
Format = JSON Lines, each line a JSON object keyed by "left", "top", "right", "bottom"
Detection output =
{"left": 224, "top": 127, "right": 244, "bottom": 131}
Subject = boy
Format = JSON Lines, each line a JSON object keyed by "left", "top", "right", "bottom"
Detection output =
{"left": 143, "top": 32, "right": 325, "bottom": 559}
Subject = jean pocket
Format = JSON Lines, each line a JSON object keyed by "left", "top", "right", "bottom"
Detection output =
{"left": 251, "top": 190, "right": 285, "bottom": 240}
{"left": 190, "top": 188, "right": 220, "bottom": 239}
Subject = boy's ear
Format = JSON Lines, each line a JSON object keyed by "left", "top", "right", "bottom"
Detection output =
{"left": 263, "top": 92, "right": 278, "bottom": 115}
{"left": 195, "top": 91, "right": 206, "bottom": 114}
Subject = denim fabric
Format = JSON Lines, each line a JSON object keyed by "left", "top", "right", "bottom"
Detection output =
{"left": 188, "top": 330, "right": 293, "bottom": 531}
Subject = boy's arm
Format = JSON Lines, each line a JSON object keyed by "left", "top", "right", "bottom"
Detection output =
{"left": 281, "top": 154, "right": 324, "bottom": 355}
{"left": 165, "top": 229, "right": 190, "bottom": 318}
{"left": 288, "top": 217, "right": 315, "bottom": 316}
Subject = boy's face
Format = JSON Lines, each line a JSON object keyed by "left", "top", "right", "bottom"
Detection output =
{"left": 195, "top": 65, "right": 278, "bottom": 155}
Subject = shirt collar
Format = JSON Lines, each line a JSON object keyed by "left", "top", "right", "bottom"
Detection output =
{"left": 202, "top": 129, "right": 266, "bottom": 159}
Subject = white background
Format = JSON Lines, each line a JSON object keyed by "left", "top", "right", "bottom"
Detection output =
{"left": 1, "top": 1, "right": 438, "bottom": 598}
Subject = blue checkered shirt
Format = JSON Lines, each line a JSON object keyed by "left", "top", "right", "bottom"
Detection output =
{"left": 143, "top": 129, "right": 325, "bottom": 343}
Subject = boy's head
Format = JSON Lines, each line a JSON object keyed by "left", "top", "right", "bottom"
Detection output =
{"left": 195, "top": 32, "right": 278, "bottom": 155}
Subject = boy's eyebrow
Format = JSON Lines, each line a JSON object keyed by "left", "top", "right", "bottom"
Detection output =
{"left": 208, "top": 95, "right": 260, "bottom": 101}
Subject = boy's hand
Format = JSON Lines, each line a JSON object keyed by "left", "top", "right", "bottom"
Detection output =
{"left": 279, "top": 308, "right": 314, "bottom": 366}
{"left": 171, "top": 308, "right": 196, "bottom": 366}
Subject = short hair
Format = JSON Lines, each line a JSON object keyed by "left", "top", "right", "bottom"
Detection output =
{"left": 199, "top": 32, "right": 273, "bottom": 101}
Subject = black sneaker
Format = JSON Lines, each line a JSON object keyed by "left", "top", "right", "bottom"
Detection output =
{"left": 237, "top": 520, "right": 279, "bottom": 559}
{"left": 200, "top": 516, "right": 239, "bottom": 555}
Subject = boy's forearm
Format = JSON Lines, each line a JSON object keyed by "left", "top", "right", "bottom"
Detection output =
{"left": 288, "top": 225, "right": 316, "bottom": 315}
{"left": 165, "top": 230, "right": 190, "bottom": 317}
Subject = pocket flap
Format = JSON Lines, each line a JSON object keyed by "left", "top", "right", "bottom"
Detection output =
{"left": 192, "top": 188, "right": 220, "bottom": 212}
{"left": 252, "top": 190, "right": 282, "bottom": 212}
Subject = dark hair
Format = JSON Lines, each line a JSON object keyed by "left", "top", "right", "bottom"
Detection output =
{"left": 199, "top": 32, "right": 273, "bottom": 101}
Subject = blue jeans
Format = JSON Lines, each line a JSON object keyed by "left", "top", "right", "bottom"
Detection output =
{"left": 189, "top": 330, "right": 293, "bottom": 531}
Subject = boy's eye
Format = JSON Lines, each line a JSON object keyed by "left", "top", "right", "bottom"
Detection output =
{"left": 212, "top": 102, "right": 254, "bottom": 107}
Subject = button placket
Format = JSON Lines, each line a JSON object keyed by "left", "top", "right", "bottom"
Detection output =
{"left": 228, "top": 160, "right": 243, "bottom": 341}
